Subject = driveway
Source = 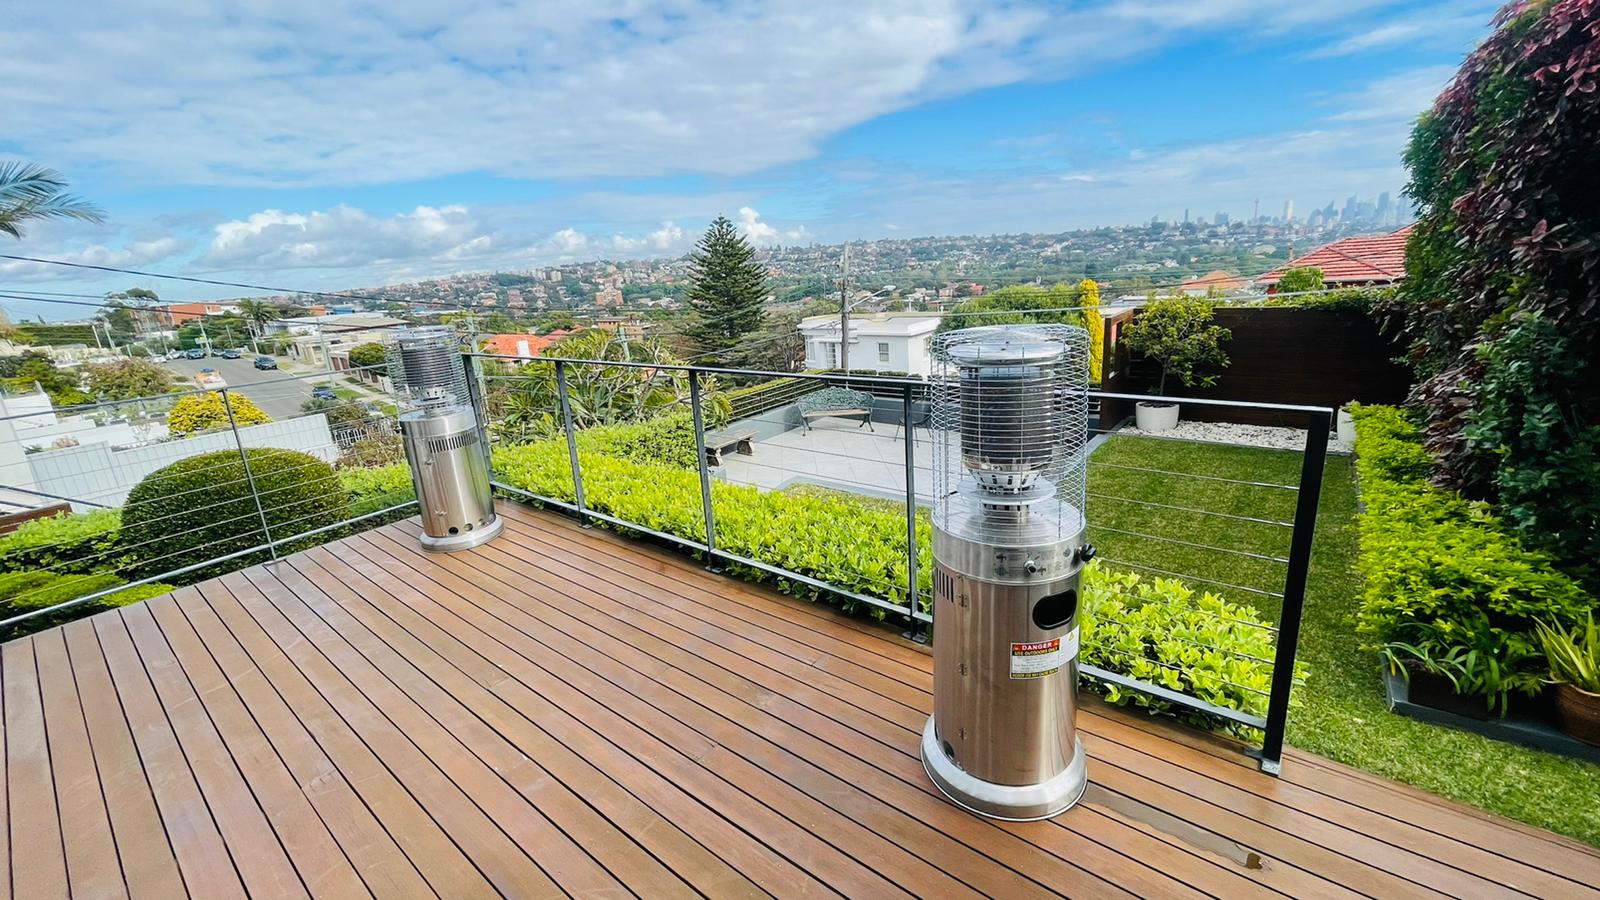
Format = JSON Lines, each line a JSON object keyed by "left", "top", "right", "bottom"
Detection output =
{"left": 164, "top": 355, "right": 334, "bottom": 420}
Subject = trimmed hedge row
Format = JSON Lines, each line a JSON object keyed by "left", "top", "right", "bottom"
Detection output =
{"left": 0, "top": 570, "right": 174, "bottom": 641}
{"left": 1350, "top": 404, "right": 1595, "bottom": 707}
{"left": 493, "top": 438, "right": 1290, "bottom": 726}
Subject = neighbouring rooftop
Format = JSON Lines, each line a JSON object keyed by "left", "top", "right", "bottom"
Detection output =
{"left": 4, "top": 502, "right": 1597, "bottom": 898}
{"left": 1257, "top": 225, "right": 1413, "bottom": 287}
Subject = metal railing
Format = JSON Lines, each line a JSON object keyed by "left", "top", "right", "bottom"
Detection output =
{"left": 472, "top": 351, "right": 1331, "bottom": 773}
{"left": 0, "top": 363, "right": 417, "bottom": 638}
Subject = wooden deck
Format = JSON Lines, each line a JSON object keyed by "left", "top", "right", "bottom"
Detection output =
{"left": 4, "top": 501, "right": 1598, "bottom": 899}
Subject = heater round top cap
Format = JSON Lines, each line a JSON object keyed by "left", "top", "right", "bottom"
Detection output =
{"left": 946, "top": 338, "right": 1064, "bottom": 367}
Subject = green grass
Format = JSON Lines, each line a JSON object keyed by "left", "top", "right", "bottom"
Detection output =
{"left": 1088, "top": 435, "right": 1600, "bottom": 847}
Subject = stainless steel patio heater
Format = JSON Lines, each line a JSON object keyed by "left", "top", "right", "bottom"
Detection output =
{"left": 922, "top": 323, "right": 1094, "bottom": 820}
{"left": 388, "top": 325, "right": 503, "bottom": 552}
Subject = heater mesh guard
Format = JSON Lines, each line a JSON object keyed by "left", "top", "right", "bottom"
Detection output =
{"left": 930, "top": 323, "right": 1091, "bottom": 543}
{"left": 386, "top": 325, "right": 472, "bottom": 415}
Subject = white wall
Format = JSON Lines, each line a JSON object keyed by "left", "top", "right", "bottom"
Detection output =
{"left": 803, "top": 331, "right": 933, "bottom": 376}
{"left": 24, "top": 415, "right": 337, "bottom": 509}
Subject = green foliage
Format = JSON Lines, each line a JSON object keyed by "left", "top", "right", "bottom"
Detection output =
{"left": 1080, "top": 278, "right": 1104, "bottom": 384}
{"left": 348, "top": 341, "right": 388, "bottom": 375}
{"left": 0, "top": 569, "right": 173, "bottom": 641}
{"left": 122, "top": 448, "right": 350, "bottom": 580}
{"left": 1463, "top": 312, "right": 1600, "bottom": 591}
{"left": 1275, "top": 266, "right": 1324, "bottom": 295}
{"left": 339, "top": 461, "right": 416, "bottom": 519}
{"left": 0, "top": 508, "right": 123, "bottom": 575}
{"left": 684, "top": 215, "right": 769, "bottom": 361}
{"left": 1537, "top": 614, "right": 1600, "bottom": 694}
{"left": 1, "top": 350, "right": 91, "bottom": 406}
{"left": 83, "top": 357, "right": 178, "bottom": 400}
{"left": 1080, "top": 563, "right": 1296, "bottom": 735}
{"left": 1350, "top": 404, "right": 1595, "bottom": 711}
{"left": 1267, "top": 286, "right": 1393, "bottom": 313}
{"left": 0, "top": 162, "right": 104, "bottom": 239}
{"left": 168, "top": 391, "right": 271, "bottom": 436}
{"left": 1122, "top": 296, "right": 1231, "bottom": 394}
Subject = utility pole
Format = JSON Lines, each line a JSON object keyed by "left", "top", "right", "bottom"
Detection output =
{"left": 318, "top": 325, "right": 335, "bottom": 386}
{"left": 838, "top": 243, "right": 850, "bottom": 373}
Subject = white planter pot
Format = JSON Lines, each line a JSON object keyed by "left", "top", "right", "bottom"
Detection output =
{"left": 1336, "top": 408, "right": 1357, "bottom": 444}
{"left": 1135, "top": 401, "right": 1179, "bottom": 432}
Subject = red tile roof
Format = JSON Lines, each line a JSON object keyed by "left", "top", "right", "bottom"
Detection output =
{"left": 1179, "top": 270, "right": 1247, "bottom": 292}
{"left": 479, "top": 330, "right": 573, "bottom": 358}
{"left": 1258, "top": 226, "right": 1412, "bottom": 288}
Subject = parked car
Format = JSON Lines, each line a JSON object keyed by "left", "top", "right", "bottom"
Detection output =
{"left": 221, "top": 348, "right": 242, "bottom": 360}
{"left": 311, "top": 386, "right": 337, "bottom": 401}
{"left": 166, "top": 349, "right": 182, "bottom": 360}
{"left": 253, "top": 355, "right": 278, "bottom": 370}
{"left": 211, "top": 346, "right": 228, "bottom": 357}
{"left": 184, "top": 348, "right": 206, "bottom": 359}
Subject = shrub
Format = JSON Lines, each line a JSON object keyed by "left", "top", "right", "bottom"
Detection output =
{"left": 122, "top": 448, "right": 350, "bottom": 580}
{"left": 0, "top": 507, "right": 123, "bottom": 575}
{"left": 1079, "top": 563, "right": 1295, "bottom": 735}
{"left": 1350, "top": 404, "right": 1595, "bottom": 709}
{"left": 83, "top": 358, "right": 178, "bottom": 401}
{"left": 1274, "top": 266, "right": 1324, "bottom": 295}
{"left": 168, "top": 391, "right": 272, "bottom": 436}
{"left": 340, "top": 461, "right": 416, "bottom": 519}
{"left": 0, "top": 569, "right": 174, "bottom": 641}
{"left": 493, "top": 437, "right": 1294, "bottom": 730}
{"left": 573, "top": 406, "right": 729, "bottom": 469}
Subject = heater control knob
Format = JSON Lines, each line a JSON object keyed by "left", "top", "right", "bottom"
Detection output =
{"left": 1078, "top": 544, "right": 1097, "bottom": 564}
{"left": 1024, "top": 557, "right": 1041, "bottom": 575}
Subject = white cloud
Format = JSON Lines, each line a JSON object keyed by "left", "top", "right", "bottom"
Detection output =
{"left": 611, "top": 221, "right": 686, "bottom": 252}
{"left": 201, "top": 205, "right": 488, "bottom": 271}
{"left": 1325, "top": 65, "right": 1458, "bottom": 123}
{"left": 737, "top": 207, "right": 810, "bottom": 246}
{"left": 0, "top": 235, "right": 190, "bottom": 281}
{"left": 1, "top": 0, "right": 1431, "bottom": 188}
{"left": 1306, "top": 3, "right": 1493, "bottom": 58}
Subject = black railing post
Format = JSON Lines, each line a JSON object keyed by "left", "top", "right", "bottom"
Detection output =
{"left": 554, "top": 360, "right": 586, "bottom": 516}
{"left": 1258, "top": 407, "right": 1331, "bottom": 774}
{"left": 689, "top": 370, "right": 717, "bottom": 558}
{"left": 901, "top": 383, "right": 927, "bottom": 642}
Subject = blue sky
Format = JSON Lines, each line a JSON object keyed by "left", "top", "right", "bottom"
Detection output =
{"left": 0, "top": 0, "right": 1493, "bottom": 319}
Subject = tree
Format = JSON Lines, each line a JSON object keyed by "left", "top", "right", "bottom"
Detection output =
{"left": 0, "top": 163, "right": 104, "bottom": 239}
{"left": 1122, "top": 296, "right": 1231, "bottom": 395}
{"left": 1, "top": 352, "right": 91, "bottom": 407}
{"left": 730, "top": 309, "right": 805, "bottom": 373}
{"left": 347, "top": 342, "right": 387, "bottom": 375}
{"left": 236, "top": 300, "right": 279, "bottom": 352}
{"left": 684, "top": 216, "right": 769, "bottom": 361}
{"left": 1276, "top": 266, "right": 1324, "bottom": 295}
{"left": 83, "top": 358, "right": 177, "bottom": 401}
{"left": 1079, "top": 278, "right": 1104, "bottom": 384}
{"left": 167, "top": 392, "right": 271, "bottom": 436}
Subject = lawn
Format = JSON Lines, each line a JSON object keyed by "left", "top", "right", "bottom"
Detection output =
{"left": 1087, "top": 434, "right": 1600, "bottom": 847}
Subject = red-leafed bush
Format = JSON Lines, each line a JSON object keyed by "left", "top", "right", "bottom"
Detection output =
{"left": 1396, "top": 0, "right": 1600, "bottom": 589}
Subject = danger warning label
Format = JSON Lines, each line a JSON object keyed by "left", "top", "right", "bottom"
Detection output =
{"left": 1009, "top": 627, "right": 1080, "bottom": 680}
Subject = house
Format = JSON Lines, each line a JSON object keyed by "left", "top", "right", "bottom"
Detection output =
{"left": 1178, "top": 270, "right": 1247, "bottom": 295}
{"left": 277, "top": 314, "right": 408, "bottom": 366}
{"left": 155, "top": 302, "right": 233, "bottom": 327}
{"left": 479, "top": 330, "right": 574, "bottom": 361}
{"left": 1257, "top": 226, "right": 1412, "bottom": 291}
{"left": 797, "top": 313, "right": 940, "bottom": 376}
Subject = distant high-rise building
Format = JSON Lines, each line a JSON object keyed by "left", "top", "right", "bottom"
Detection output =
{"left": 1282, "top": 199, "right": 1295, "bottom": 223}
{"left": 1183, "top": 209, "right": 1190, "bottom": 225}
{"left": 1342, "top": 194, "right": 1359, "bottom": 222}
{"left": 1377, "top": 191, "right": 1391, "bottom": 215}
{"left": 1214, "top": 211, "right": 1230, "bottom": 225}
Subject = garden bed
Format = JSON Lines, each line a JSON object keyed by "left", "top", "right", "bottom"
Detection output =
{"left": 1381, "top": 667, "right": 1600, "bottom": 765}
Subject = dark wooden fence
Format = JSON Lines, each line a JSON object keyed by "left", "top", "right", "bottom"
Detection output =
{"left": 1100, "top": 306, "right": 1412, "bottom": 427}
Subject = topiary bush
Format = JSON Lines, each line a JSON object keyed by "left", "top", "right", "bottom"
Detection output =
{"left": 122, "top": 448, "right": 350, "bottom": 581}
{"left": 0, "top": 507, "right": 124, "bottom": 575}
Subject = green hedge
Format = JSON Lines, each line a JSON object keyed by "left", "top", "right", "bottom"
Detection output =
{"left": 122, "top": 448, "right": 351, "bottom": 581}
{"left": 1350, "top": 404, "right": 1595, "bottom": 708}
{"left": 493, "top": 438, "right": 1291, "bottom": 729}
{"left": 0, "top": 507, "right": 124, "bottom": 575}
{"left": 0, "top": 570, "right": 174, "bottom": 640}
{"left": 341, "top": 461, "right": 417, "bottom": 519}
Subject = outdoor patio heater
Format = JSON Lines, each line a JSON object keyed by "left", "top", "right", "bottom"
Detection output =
{"left": 388, "top": 325, "right": 503, "bottom": 552}
{"left": 922, "top": 323, "right": 1094, "bottom": 820}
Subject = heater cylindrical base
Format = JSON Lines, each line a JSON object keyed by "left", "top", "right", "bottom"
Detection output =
{"left": 419, "top": 514, "right": 503, "bottom": 553}
{"left": 921, "top": 716, "right": 1086, "bottom": 820}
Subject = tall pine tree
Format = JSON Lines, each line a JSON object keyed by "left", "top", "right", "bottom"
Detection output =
{"left": 684, "top": 215, "right": 768, "bottom": 362}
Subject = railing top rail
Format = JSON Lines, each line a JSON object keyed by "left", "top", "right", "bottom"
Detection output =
{"left": 1091, "top": 390, "right": 1335, "bottom": 416}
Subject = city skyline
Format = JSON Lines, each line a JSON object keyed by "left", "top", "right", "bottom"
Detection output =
{"left": 1, "top": 1, "right": 1493, "bottom": 311}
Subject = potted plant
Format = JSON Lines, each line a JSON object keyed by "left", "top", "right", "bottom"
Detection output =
{"left": 1536, "top": 615, "right": 1600, "bottom": 745}
{"left": 1121, "top": 296, "right": 1230, "bottom": 432}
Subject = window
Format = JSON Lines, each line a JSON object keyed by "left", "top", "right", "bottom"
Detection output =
{"left": 877, "top": 342, "right": 891, "bottom": 364}
{"left": 824, "top": 343, "right": 838, "bottom": 368}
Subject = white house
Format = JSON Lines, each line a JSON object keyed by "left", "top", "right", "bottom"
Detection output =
{"left": 797, "top": 313, "right": 940, "bottom": 377}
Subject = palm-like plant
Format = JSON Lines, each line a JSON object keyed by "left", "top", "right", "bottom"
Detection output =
{"left": 235, "top": 299, "right": 280, "bottom": 353}
{"left": 0, "top": 163, "right": 104, "bottom": 239}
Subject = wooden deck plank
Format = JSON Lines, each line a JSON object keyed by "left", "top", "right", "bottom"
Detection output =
{"left": 266, "top": 553, "right": 697, "bottom": 899}
{"left": 294, "top": 544, "right": 765, "bottom": 900}
{"left": 91, "top": 611, "right": 248, "bottom": 900}
{"left": 144, "top": 593, "right": 372, "bottom": 900}
{"left": 60, "top": 619, "right": 187, "bottom": 900}
{"left": 4, "top": 503, "right": 1597, "bottom": 899}
{"left": 3, "top": 638, "right": 70, "bottom": 900}
{"left": 33, "top": 628, "right": 127, "bottom": 900}
{"left": 194, "top": 579, "right": 496, "bottom": 899}
{"left": 218, "top": 569, "right": 565, "bottom": 899}
{"left": 171, "top": 586, "right": 437, "bottom": 900}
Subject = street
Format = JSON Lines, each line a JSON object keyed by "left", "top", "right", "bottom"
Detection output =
{"left": 164, "top": 355, "right": 338, "bottom": 420}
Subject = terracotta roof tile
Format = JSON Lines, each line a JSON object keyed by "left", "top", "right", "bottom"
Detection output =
{"left": 1258, "top": 226, "right": 1411, "bottom": 287}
